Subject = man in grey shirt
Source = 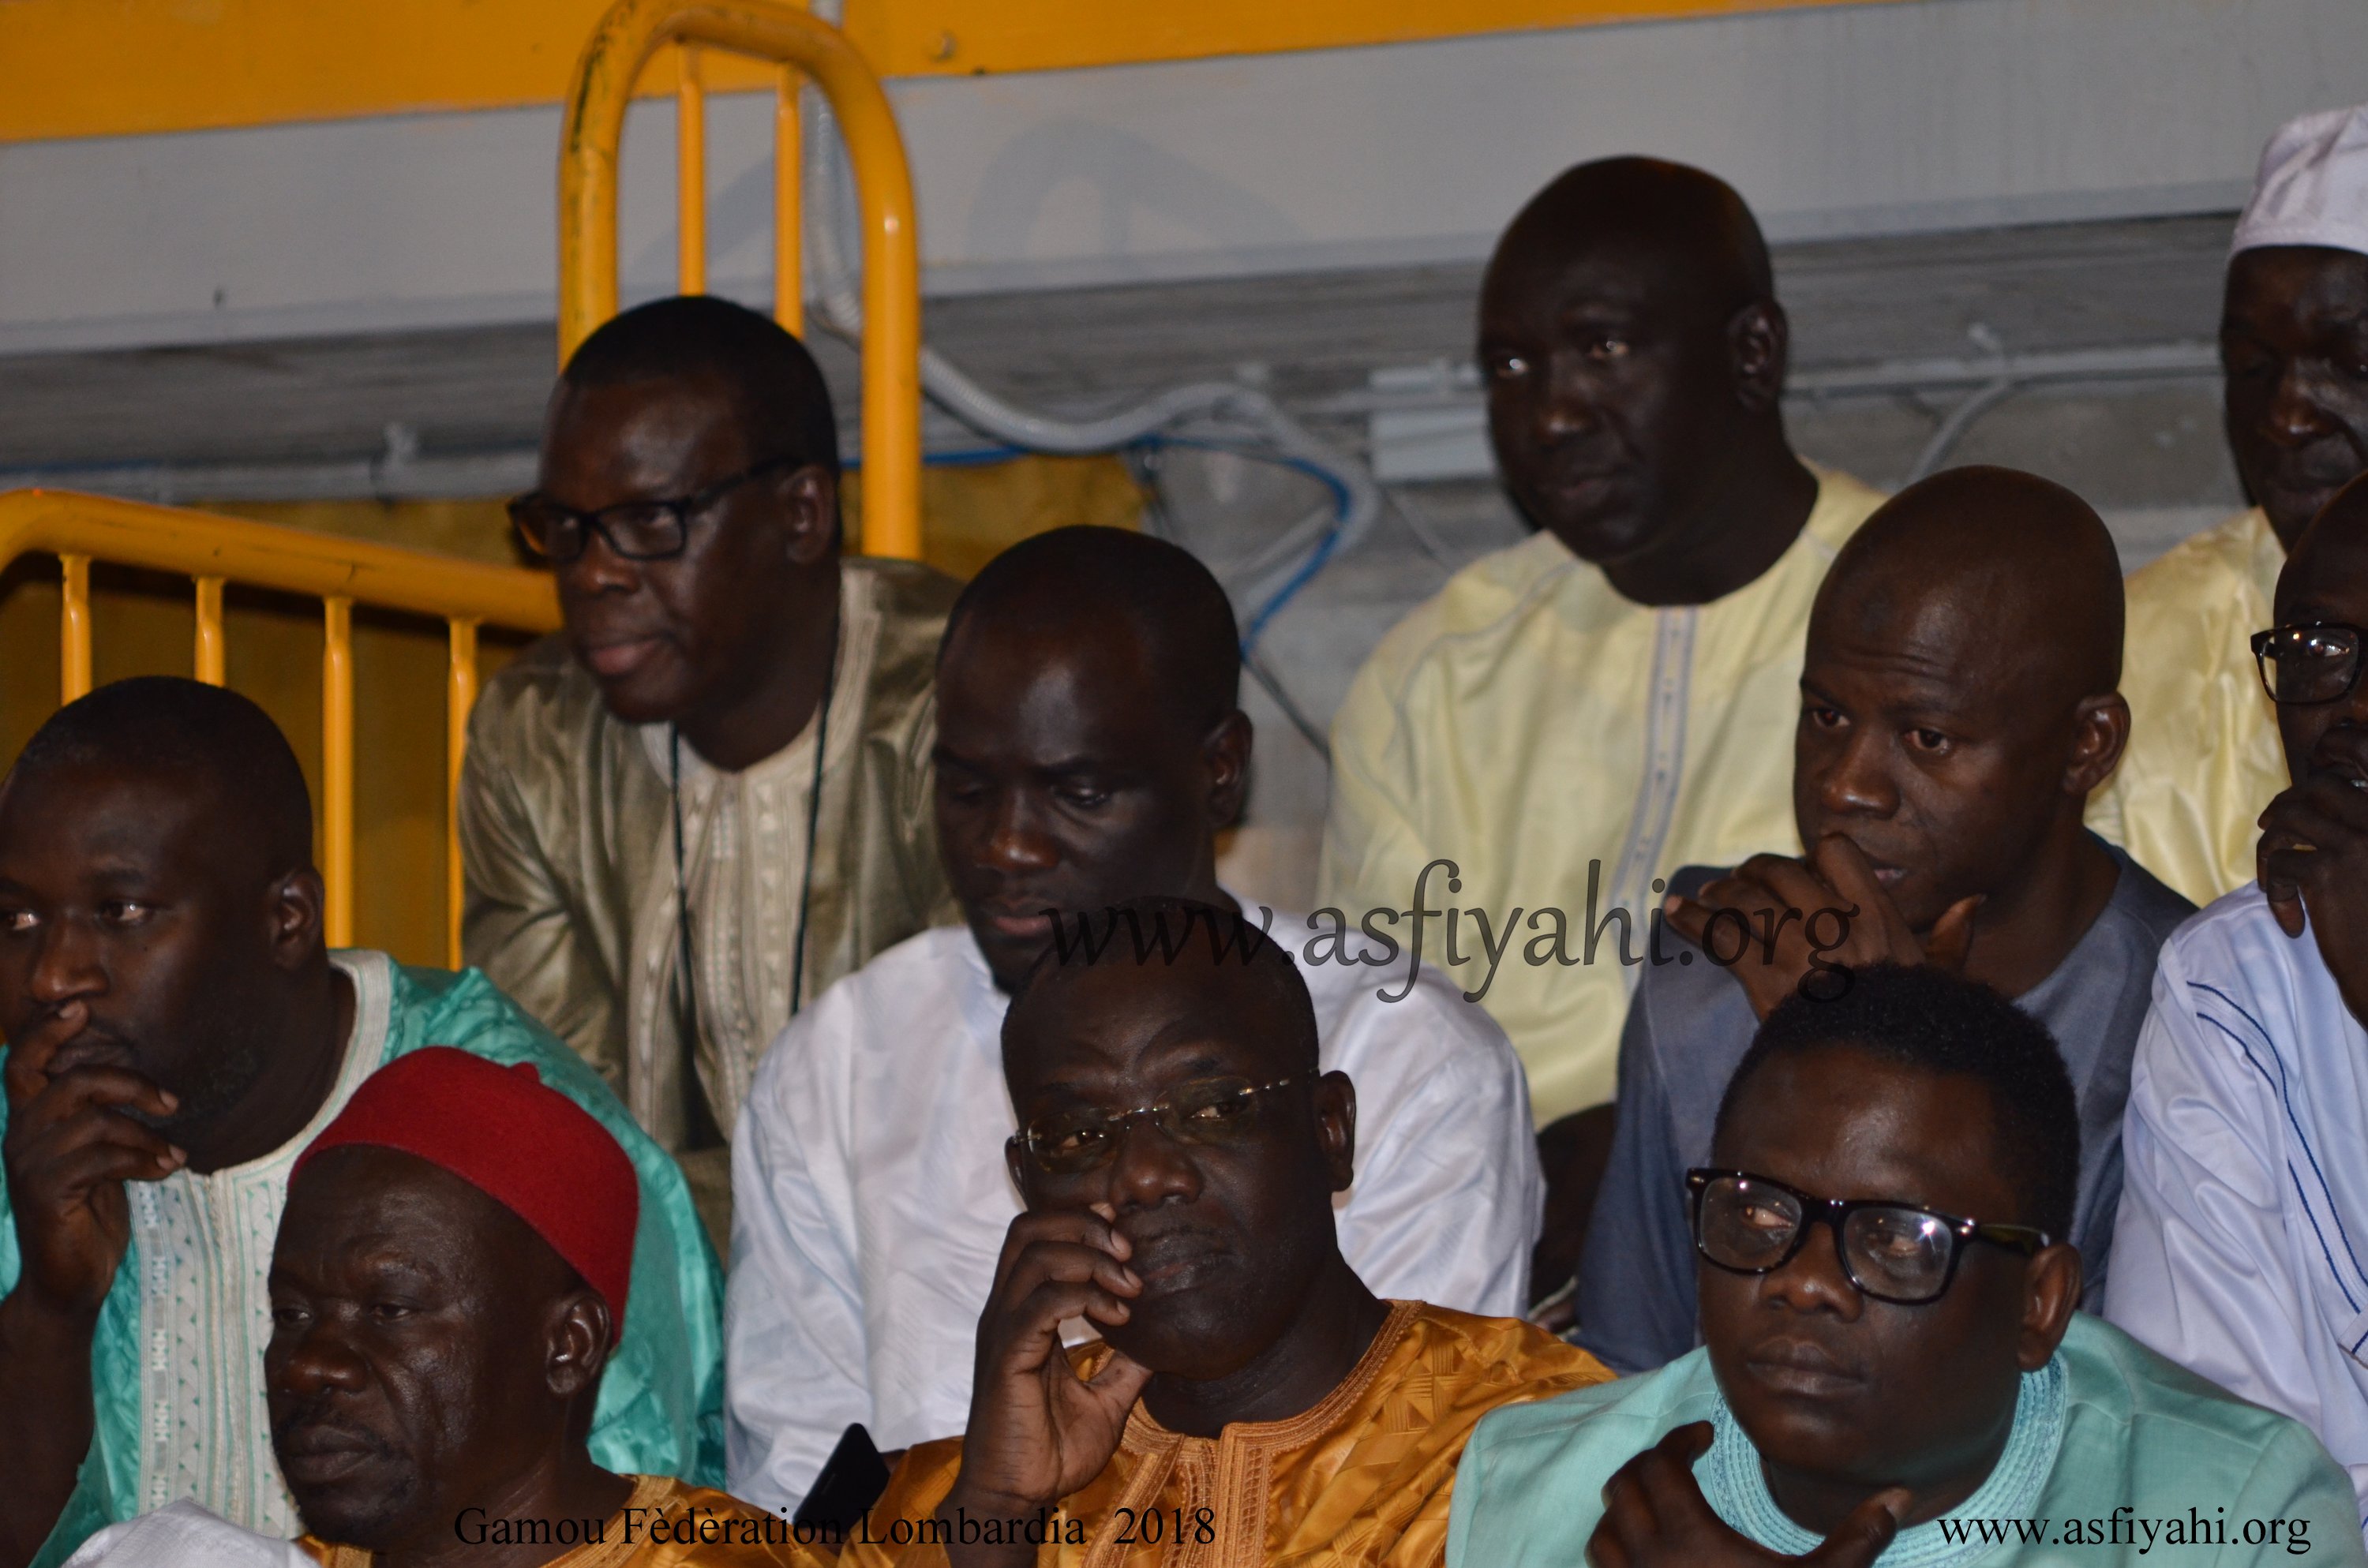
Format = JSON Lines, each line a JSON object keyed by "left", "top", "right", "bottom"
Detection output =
{"left": 1573, "top": 466, "right": 2194, "bottom": 1375}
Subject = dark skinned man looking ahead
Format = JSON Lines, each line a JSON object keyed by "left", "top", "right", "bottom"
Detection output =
{"left": 2096, "top": 103, "right": 2368, "bottom": 904}
{"left": 1576, "top": 467, "right": 2191, "bottom": 1370}
{"left": 0, "top": 679, "right": 719, "bottom": 1568}
{"left": 1456, "top": 966, "right": 2361, "bottom": 1567}
{"left": 1318, "top": 157, "right": 1885, "bottom": 1287}
{"left": 826, "top": 898, "right": 1605, "bottom": 1567}
{"left": 460, "top": 294, "right": 958, "bottom": 1245}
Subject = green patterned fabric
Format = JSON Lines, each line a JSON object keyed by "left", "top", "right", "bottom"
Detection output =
{"left": 0, "top": 953, "right": 725, "bottom": 1567}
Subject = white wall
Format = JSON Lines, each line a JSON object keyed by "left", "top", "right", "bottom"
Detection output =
{"left": 1, "top": 0, "right": 2361, "bottom": 353}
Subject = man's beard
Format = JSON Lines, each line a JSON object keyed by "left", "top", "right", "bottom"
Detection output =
{"left": 124, "top": 1021, "right": 275, "bottom": 1137}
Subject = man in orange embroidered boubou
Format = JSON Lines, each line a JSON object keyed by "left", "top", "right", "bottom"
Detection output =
{"left": 838, "top": 896, "right": 1610, "bottom": 1568}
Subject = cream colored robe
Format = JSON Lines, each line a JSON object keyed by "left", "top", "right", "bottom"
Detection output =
{"left": 1318, "top": 470, "right": 1886, "bottom": 1123}
{"left": 459, "top": 556, "right": 960, "bottom": 1166}
{"left": 2089, "top": 507, "right": 2288, "bottom": 907}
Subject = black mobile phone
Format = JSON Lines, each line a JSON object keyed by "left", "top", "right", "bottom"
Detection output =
{"left": 793, "top": 1421, "right": 894, "bottom": 1535}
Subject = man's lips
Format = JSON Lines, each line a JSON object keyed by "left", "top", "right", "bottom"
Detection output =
{"left": 1121, "top": 1227, "right": 1231, "bottom": 1289}
{"left": 577, "top": 634, "right": 668, "bottom": 679}
{"left": 46, "top": 1033, "right": 137, "bottom": 1078}
{"left": 972, "top": 901, "right": 1058, "bottom": 941}
{"left": 275, "top": 1425, "right": 389, "bottom": 1487}
{"left": 1740, "top": 1338, "right": 1864, "bottom": 1399}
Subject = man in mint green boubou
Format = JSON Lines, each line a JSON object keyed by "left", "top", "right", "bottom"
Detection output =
{"left": 1449, "top": 963, "right": 2362, "bottom": 1568}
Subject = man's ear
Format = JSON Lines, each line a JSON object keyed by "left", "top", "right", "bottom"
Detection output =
{"left": 2014, "top": 1242, "right": 2082, "bottom": 1372}
{"left": 2064, "top": 692, "right": 2130, "bottom": 796}
{"left": 1313, "top": 1070, "right": 1357, "bottom": 1194}
{"left": 267, "top": 868, "right": 327, "bottom": 971}
{"left": 546, "top": 1289, "right": 616, "bottom": 1401}
{"left": 1728, "top": 299, "right": 1790, "bottom": 414}
{"left": 771, "top": 462, "right": 841, "bottom": 568}
{"left": 1204, "top": 710, "right": 1253, "bottom": 829}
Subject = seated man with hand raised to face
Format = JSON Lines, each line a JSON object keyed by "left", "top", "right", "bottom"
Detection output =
{"left": 1454, "top": 966, "right": 2362, "bottom": 1568}
{"left": 726, "top": 528, "right": 1541, "bottom": 1510}
{"left": 1574, "top": 466, "right": 2191, "bottom": 1373}
{"left": 272, "top": 1049, "right": 792, "bottom": 1568}
{"left": 2108, "top": 473, "right": 2368, "bottom": 1525}
{"left": 835, "top": 899, "right": 1609, "bottom": 1567}
{"left": 0, "top": 679, "right": 721, "bottom": 1568}
{"left": 462, "top": 295, "right": 958, "bottom": 1235}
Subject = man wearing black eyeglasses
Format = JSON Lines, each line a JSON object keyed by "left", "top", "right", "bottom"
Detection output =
{"left": 2111, "top": 473, "right": 2368, "bottom": 1539}
{"left": 1453, "top": 964, "right": 2359, "bottom": 1568}
{"left": 1573, "top": 467, "right": 2192, "bottom": 1373}
{"left": 458, "top": 294, "right": 957, "bottom": 1245}
{"left": 822, "top": 897, "right": 1607, "bottom": 1566}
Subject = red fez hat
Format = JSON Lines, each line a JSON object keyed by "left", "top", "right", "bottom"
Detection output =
{"left": 293, "top": 1047, "right": 638, "bottom": 1334}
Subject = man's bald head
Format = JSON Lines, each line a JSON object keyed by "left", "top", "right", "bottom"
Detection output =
{"left": 6, "top": 675, "right": 313, "bottom": 879}
{"left": 1003, "top": 897, "right": 1319, "bottom": 1083}
{"left": 1489, "top": 156, "right": 1774, "bottom": 320}
{"left": 1795, "top": 466, "right": 2129, "bottom": 933}
{"left": 2278, "top": 470, "right": 2368, "bottom": 622}
{"left": 1817, "top": 466, "right": 2124, "bottom": 708}
{"left": 945, "top": 526, "right": 1239, "bottom": 735}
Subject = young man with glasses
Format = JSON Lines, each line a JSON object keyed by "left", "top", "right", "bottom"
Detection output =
{"left": 459, "top": 294, "right": 957, "bottom": 1244}
{"left": 827, "top": 896, "right": 1606, "bottom": 1566}
{"left": 1453, "top": 964, "right": 2360, "bottom": 1568}
{"left": 1572, "top": 467, "right": 2191, "bottom": 1372}
{"left": 723, "top": 529, "right": 1541, "bottom": 1513}
{"left": 2093, "top": 103, "right": 2368, "bottom": 907}
{"left": 2110, "top": 473, "right": 2368, "bottom": 1536}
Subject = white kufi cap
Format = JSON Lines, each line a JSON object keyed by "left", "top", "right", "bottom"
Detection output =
{"left": 2233, "top": 103, "right": 2368, "bottom": 258}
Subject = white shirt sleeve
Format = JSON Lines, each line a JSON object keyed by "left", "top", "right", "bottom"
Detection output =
{"left": 62, "top": 1503, "right": 309, "bottom": 1568}
{"left": 723, "top": 997, "right": 875, "bottom": 1512}
{"left": 1324, "top": 968, "right": 1542, "bottom": 1317}
{"left": 2104, "top": 945, "right": 2351, "bottom": 1484}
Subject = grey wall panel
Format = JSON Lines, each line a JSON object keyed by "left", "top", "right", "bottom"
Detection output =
{"left": 0, "top": 0, "right": 2360, "bottom": 352}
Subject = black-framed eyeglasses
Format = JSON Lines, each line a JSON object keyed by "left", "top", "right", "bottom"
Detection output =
{"left": 2253, "top": 622, "right": 2367, "bottom": 706}
{"left": 1011, "top": 1074, "right": 1300, "bottom": 1177}
{"left": 1687, "top": 1168, "right": 2051, "bottom": 1306}
{"left": 507, "top": 455, "right": 800, "bottom": 564}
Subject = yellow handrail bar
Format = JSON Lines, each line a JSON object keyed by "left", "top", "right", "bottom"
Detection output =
{"left": 0, "top": 488, "right": 563, "bottom": 964}
{"left": 560, "top": 0, "right": 922, "bottom": 560}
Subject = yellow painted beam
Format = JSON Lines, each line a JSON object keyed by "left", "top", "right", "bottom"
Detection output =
{"left": 0, "top": 0, "right": 1903, "bottom": 144}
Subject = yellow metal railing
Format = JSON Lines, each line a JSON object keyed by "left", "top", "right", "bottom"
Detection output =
{"left": 0, "top": 489, "right": 561, "bottom": 964}
{"left": 559, "top": 0, "right": 922, "bottom": 559}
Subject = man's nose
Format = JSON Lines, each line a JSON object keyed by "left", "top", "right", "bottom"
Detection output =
{"left": 272, "top": 1315, "right": 370, "bottom": 1398}
{"left": 1814, "top": 733, "right": 1898, "bottom": 819}
{"left": 558, "top": 524, "right": 643, "bottom": 598}
{"left": 24, "top": 918, "right": 105, "bottom": 1009}
{"left": 2263, "top": 364, "right": 2340, "bottom": 449}
{"left": 1535, "top": 368, "right": 1600, "bottom": 445}
{"left": 1104, "top": 1117, "right": 1202, "bottom": 1211}
{"left": 981, "top": 794, "right": 1059, "bottom": 874}
{"left": 1759, "top": 1218, "right": 1867, "bottom": 1323}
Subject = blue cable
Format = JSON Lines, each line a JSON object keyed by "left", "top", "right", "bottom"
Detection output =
{"left": 874, "top": 431, "right": 1352, "bottom": 655}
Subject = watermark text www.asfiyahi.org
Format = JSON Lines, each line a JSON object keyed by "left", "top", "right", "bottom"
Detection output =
{"left": 1042, "top": 859, "right": 1860, "bottom": 1005}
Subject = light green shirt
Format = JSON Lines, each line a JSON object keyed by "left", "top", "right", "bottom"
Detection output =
{"left": 1448, "top": 1313, "right": 2364, "bottom": 1566}
{"left": 1, "top": 952, "right": 726, "bottom": 1567}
